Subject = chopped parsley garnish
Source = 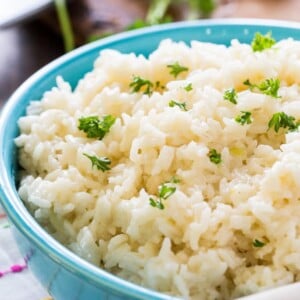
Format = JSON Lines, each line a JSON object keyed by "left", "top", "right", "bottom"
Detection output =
{"left": 169, "top": 100, "right": 188, "bottom": 111}
{"left": 243, "top": 78, "right": 281, "bottom": 98}
{"left": 83, "top": 153, "right": 111, "bottom": 172}
{"left": 158, "top": 184, "right": 176, "bottom": 200}
{"left": 184, "top": 83, "right": 193, "bottom": 91}
{"left": 235, "top": 111, "right": 252, "bottom": 125}
{"left": 155, "top": 81, "right": 165, "bottom": 90}
{"left": 223, "top": 88, "right": 238, "bottom": 104}
{"left": 167, "top": 62, "right": 189, "bottom": 78}
{"left": 208, "top": 148, "right": 222, "bottom": 164}
{"left": 268, "top": 112, "right": 300, "bottom": 133}
{"left": 149, "top": 197, "right": 165, "bottom": 210}
{"left": 78, "top": 115, "right": 116, "bottom": 140}
{"left": 149, "top": 177, "right": 178, "bottom": 209}
{"left": 252, "top": 239, "right": 266, "bottom": 248}
{"left": 251, "top": 32, "right": 276, "bottom": 52}
{"left": 129, "top": 75, "right": 154, "bottom": 95}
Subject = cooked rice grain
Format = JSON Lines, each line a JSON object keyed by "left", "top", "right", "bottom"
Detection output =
{"left": 15, "top": 38, "right": 300, "bottom": 299}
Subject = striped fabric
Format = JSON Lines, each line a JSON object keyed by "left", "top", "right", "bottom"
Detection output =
{"left": 0, "top": 205, "right": 50, "bottom": 300}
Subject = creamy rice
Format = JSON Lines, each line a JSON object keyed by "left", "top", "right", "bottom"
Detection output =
{"left": 15, "top": 37, "right": 300, "bottom": 299}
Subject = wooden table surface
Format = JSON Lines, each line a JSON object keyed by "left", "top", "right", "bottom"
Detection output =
{"left": 0, "top": 20, "right": 64, "bottom": 107}
{"left": 1, "top": 0, "right": 299, "bottom": 108}
{"left": 0, "top": 0, "right": 146, "bottom": 108}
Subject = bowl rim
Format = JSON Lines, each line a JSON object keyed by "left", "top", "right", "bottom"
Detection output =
{"left": 1, "top": 18, "right": 300, "bottom": 299}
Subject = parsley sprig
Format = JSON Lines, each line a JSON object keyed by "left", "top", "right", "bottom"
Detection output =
{"left": 78, "top": 115, "right": 116, "bottom": 140}
{"left": 149, "top": 177, "right": 179, "bottom": 209}
{"left": 235, "top": 111, "right": 252, "bottom": 125}
{"left": 223, "top": 88, "right": 238, "bottom": 104}
{"left": 129, "top": 75, "right": 154, "bottom": 95}
{"left": 83, "top": 153, "right": 111, "bottom": 172}
{"left": 244, "top": 78, "right": 281, "bottom": 98}
{"left": 251, "top": 32, "right": 276, "bottom": 52}
{"left": 167, "top": 62, "right": 189, "bottom": 78}
{"left": 208, "top": 148, "right": 222, "bottom": 164}
{"left": 268, "top": 112, "right": 300, "bottom": 133}
{"left": 169, "top": 100, "right": 188, "bottom": 111}
{"left": 252, "top": 239, "right": 266, "bottom": 248}
{"left": 184, "top": 83, "right": 193, "bottom": 91}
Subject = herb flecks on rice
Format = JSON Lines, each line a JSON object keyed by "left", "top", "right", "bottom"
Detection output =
{"left": 15, "top": 34, "right": 300, "bottom": 300}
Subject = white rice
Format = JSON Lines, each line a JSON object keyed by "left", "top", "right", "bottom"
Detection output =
{"left": 15, "top": 37, "right": 300, "bottom": 299}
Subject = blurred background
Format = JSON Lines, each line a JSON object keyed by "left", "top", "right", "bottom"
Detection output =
{"left": 0, "top": 0, "right": 300, "bottom": 107}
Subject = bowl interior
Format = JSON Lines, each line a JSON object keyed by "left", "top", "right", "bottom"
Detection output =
{"left": 1, "top": 19, "right": 300, "bottom": 298}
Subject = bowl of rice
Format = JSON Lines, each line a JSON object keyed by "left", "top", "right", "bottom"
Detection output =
{"left": 1, "top": 19, "right": 300, "bottom": 300}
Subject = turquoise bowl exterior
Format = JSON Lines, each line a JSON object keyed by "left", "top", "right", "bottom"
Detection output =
{"left": 0, "top": 20, "right": 300, "bottom": 300}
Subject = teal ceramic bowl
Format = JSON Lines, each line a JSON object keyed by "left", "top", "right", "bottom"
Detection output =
{"left": 1, "top": 19, "right": 300, "bottom": 300}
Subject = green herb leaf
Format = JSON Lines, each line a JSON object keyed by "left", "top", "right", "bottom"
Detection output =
{"left": 149, "top": 177, "right": 178, "bottom": 209}
{"left": 188, "top": 0, "right": 216, "bottom": 18}
{"left": 54, "top": 0, "right": 75, "bottom": 52}
{"left": 158, "top": 184, "right": 176, "bottom": 200}
{"left": 253, "top": 239, "right": 266, "bottom": 248}
{"left": 258, "top": 78, "right": 281, "bottom": 98}
{"left": 167, "top": 62, "right": 189, "bottom": 78}
{"left": 146, "top": 0, "right": 172, "bottom": 25}
{"left": 244, "top": 78, "right": 281, "bottom": 98}
{"left": 129, "top": 75, "right": 154, "bottom": 95}
{"left": 86, "top": 32, "right": 113, "bottom": 43}
{"left": 243, "top": 79, "right": 253, "bottom": 90}
{"left": 128, "top": 15, "right": 173, "bottom": 31}
{"left": 235, "top": 111, "right": 252, "bottom": 125}
{"left": 83, "top": 153, "right": 111, "bottom": 172}
{"left": 155, "top": 81, "right": 166, "bottom": 91}
{"left": 184, "top": 83, "right": 193, "bottom": 92}
{"left": 78, "top": 115, "right": 116, "bottom": 140}
{"left": 208, "top": 148, "right": 222, "bottom": 164}
{"left": 126, "top": 19, "right": 149, "bottom": 30}
{"left": 251, "top": 32, "right": 276, "bottom": 52}
{"left": 268, "top": 112, "right": 300, "bottom": 133}
{"left": 169, "top": 100, "right": 188, "bottom": 111}
{"left": 149, "top": 197, "right": 164, "bottom": 209}
{"left": 223, "top": 88, "right": 238, "bottom": 104}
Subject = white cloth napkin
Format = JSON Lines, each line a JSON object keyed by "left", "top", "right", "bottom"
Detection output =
{"left": 0, "top": 205, "right": 50, "bottom": 300}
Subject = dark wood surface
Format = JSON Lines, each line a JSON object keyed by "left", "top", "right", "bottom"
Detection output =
{"left": 0, "top": 0, "right": 147, "bottom": 108}
{"left": 0, "top": 20, "right": 64, "bottom": 107}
